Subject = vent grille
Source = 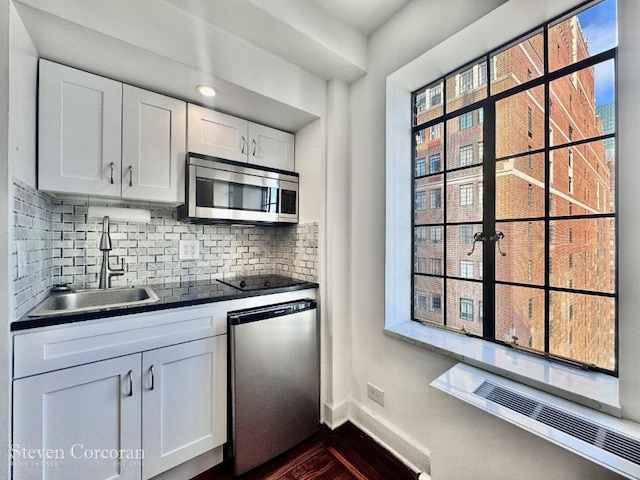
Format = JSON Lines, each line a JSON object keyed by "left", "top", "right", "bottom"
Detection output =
{"left": 474, "top": 381, "right": 640, "bottom": 466}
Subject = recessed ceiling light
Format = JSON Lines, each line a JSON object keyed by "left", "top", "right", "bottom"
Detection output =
{"left": 196, "top": 85, "right": 217, "bottom": 97}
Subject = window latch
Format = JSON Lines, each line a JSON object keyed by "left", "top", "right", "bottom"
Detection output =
{"left": 467, "top": 231, "right": 507, "bottom": 256}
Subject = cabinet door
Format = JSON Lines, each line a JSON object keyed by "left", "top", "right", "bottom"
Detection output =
{"left": 12, "top": 355, "right": 141, "bottom": 480}
{"left": 122, "top": 86, "right": 186, "bottom": 203}
{"left": 187, "top": 104, "right": 248, "bottom": 162}
{"left": 38, "top": 60, "right": 122, "bottom": 196}
{"left": 248, "top": 122, "right": 295, "bottom": 171}
{"left": 141, "top": 336, "right": 227, "bottom": 479}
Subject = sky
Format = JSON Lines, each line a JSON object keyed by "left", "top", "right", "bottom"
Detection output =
{"left": 577, "top": 0, "right": 617, "bottom": 106}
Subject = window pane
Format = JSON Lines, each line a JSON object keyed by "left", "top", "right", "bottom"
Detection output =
{"left": 414, "top": 275, "right": 444, "bottom": 325}
{"left": 495, "top": 221, "right": 545, "bottom": 286}
{"left": 496, "top": 153, "right": 545, "bottom": 220}
{"left": 550, "top": 60, "right": 615, "bottom": 147}
{"left": 446, "top": 225, "right": 483, "bottom": 279}
{"left": 446, "top": 166, "right": 483, "bottom": 223}
{"left": 495, "top": 85, "right": 545, "bottom": 158}
{"left": 550, "top": 139, "right": 614, "bottom": 216}
{"left": 415, "top": 227, "right": 443, "bottom": 275}
{"left": 549, "top": 291, "right": 615, "bottom": 370}
{"left": 446, "top": 109, "right": 484, "bottom": 169}
{"left": 495, "top": 285, "right": 545, "bottom": 349}
{"left": 447, "top": 279, "right": 483, "bottom": 335}
{"left": 491, "top": 30, "right": 544, "bottom": 95}
{"left": 415, "top": 123, "right": 444, "bottom": 174}
{"left": 550, "top": 218, "right": 615, "bottom": 294}
{"left": 548, "top": 0, "right": 617, "bottom": 73}
{"left": 415, "top": 175, "right": 443, "bottom": 224}
{"left": 446, "top": 60, "right": 488, "bottom": 113}
{"left": 414, "top": 80, "right": 444, "bottom": 125}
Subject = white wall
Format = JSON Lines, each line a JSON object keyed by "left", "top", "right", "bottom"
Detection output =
{"left": 8, "top": 1, "right": 37, "bottom": 187}
{"left": 295, "top": 118, "right": 323, "bottom": 225}
{"left": 0, "top": 0, "right": 11, "bottom": 477}
{"left": 343, "top": 0, "right": 630, "bottom": 477}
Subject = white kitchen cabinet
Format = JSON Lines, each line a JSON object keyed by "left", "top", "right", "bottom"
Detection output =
{"left": 248, "top": 122, "right": 295, "bottom": 171}
{"left": 141, "top": 337, "right": 227, "bottom": 479}
{"left": 187, "top": 104, "right": 294, "bottom": 171}
{"left": 38, "top": 60, "right": 186, "bottom": 203}
{"left": 38, "top": 59, "right": 123, "bottom": 197}
{"left": 122, "top": 85, "right": 186, "bottom": 203}
{"left": 12, "top": 355, "right": 141, "bottom": 480}
{"left": 187, "top": 105, "right": 248, "bottom": 163}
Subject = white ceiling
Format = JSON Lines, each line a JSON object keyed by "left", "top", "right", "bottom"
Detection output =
{"left": 311, "top": 0, "right": 411, "bottom": 36}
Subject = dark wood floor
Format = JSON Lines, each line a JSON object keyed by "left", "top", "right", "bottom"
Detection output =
{"left": 194, "top": 422, "right": 417, "bottom": 480}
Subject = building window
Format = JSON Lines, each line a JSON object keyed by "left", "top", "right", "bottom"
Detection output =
{"left": 430, "top": 294, "right": 442, "bottom": 313}
{"left": 460, "top": 298, "right": 474, "bottom": 321}
{"left": 415, "top": 157, "right": 426, "bottom": 177}
{"left": 415, "top": 191, "right": 426, "bottom": 211}
{"left": 430, "top": 226, "right": 442, "bottom": 243}
{"left": 416, "top": 92, "right": 426, "bottom": 113}
{"left": 415, "top": 257, "right": 426, "bottom": 273}
{"left": 459, "top": 144, "right": 474, "bottom": 166}
{"left": 416, "top": 227, "right": 427, "bottom": 244}
{"left": 429, "top": 258, "right": 442, "bottom": 275}
{"left": 430, "top": 189, "right": 441, "bottom": 209}
{"left": 411, "top": 0, "right": 617, "bottom": 372}
{"left": 478, "top": 63, "right": 487, "bottom": 86}
{"left": 416, "top": 291, "right": 427, "bottom": 310}
{"left": 430, "top": 124, "right": 440, "bottom": 140}
{"left": 459, "top": 225, "right": 474, "bottom": 244}
{"left": 459, "top": 68, "right": 474, "bottom": 93}
{"left": 429, "top": 154, "right": 441, "bottom": 173}
{"left": 460, "top": 184, "right": 474, "bottom": 206}
{"left": 479, "top": 301, "right": 483, "bottom": 322}
{"left": 459, "top": 112, "right": 473, "bottom": 130}
{"left": 415, "top": 129, "right": 425, "bottom": 144}
{"left": 460, "top": 260, "right": 474, "bottom": 279}
{"left": 430, "top": 84, "right": 442, "bottom": 107}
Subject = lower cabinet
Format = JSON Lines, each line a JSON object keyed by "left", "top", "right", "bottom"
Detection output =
{"left": 12, "top": 336, "right": 226, "bottom": 480}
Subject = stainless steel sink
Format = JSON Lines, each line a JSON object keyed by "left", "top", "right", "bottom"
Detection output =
{"left": 28, "top": 286, "right": 159, "bottom": 317}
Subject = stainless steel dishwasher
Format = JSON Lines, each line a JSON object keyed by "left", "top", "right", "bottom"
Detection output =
{"left": 228, "top": 298, "right": 319, "bottom": 475}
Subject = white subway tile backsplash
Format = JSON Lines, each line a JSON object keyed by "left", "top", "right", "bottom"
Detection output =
{"left": 12, "top": 180, "right": 318, "bottom": 319}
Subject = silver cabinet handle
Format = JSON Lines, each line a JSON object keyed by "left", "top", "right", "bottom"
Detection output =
{"left": 127, "top": 370, "right": 134, "bottom": 397}
{"left": 241, "top": 136, "right": 246, "bottom": 154}
{"left": 128, "top": 166, "right": 133, "bottom": 187}
{"left": 252, "top": 139, "right": 257, "bottom": 156}
{"left": 110, "top": 162, "right": 115, "bottom": 184}
{"left": 150, "top": 365, "right": 155, "bottom": 391}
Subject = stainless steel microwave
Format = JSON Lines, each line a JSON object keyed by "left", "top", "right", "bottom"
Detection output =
{"left": 177, "top": 154, "right": 299, "bottom": 224}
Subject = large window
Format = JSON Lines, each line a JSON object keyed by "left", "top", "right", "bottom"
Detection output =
{"left": 411, "top": 0, "right": 617, "bottom": 373}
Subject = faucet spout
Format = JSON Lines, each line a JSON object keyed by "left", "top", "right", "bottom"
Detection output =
{"left": 98, "top": 215, "right": 125, "bottom": 288}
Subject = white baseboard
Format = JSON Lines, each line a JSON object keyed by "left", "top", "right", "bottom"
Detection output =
{"left": 150, "top": 446, "right": 223, "bottom": 480}
{"left": 322, "top": 398, "right": 350, "bottom": 429}
{"left": 323, "top": 398, "right": 431, "bottom": 476}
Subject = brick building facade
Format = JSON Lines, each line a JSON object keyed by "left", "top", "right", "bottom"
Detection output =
{"left": 413, "top": 13, "right": 615, "bottom": 369}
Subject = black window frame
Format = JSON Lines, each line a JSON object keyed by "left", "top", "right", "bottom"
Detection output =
{"left": 410, "top": 0, "right": 618, "bottom": 375}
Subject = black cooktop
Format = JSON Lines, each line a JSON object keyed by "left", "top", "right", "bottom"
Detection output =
{"left": 217, "top": 274, "right": 307, "bottom": 291}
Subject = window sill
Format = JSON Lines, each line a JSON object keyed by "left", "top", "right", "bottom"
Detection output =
{"left": 384, "top": 320, "right": 621, "bottom": 417}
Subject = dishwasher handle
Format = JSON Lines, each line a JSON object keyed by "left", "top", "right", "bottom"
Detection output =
{"left": 228, "top": 299, "right": 316, "bottom": 325}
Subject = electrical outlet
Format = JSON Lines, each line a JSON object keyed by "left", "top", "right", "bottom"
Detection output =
{"left": 367, "top": 382, "right": 385, "bottom": 406}
{"left": 179, "top": 240, "right": 200, "bottom": 260}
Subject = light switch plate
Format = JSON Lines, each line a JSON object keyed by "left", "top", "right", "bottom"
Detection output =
{"left": 179, "top": 240, "right": 200, "bottom": 260}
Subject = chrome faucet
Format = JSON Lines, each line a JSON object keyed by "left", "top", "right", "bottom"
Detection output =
{"left": 98, "top": 216, "right": 125, "bottom": 289}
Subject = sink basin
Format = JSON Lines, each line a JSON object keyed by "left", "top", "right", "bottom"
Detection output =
{"left": 28, "top": 286, "right": 159, "bottom": 317}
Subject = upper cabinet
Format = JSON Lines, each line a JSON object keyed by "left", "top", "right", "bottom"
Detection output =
{"left": 187, "top": 104, "right": 295, "bottom": 172}
{"left": 122, "top": 85, "right": 186, "bottom": 202}
{"left": 38, "top": 60, "right": 186, "bottom": 203}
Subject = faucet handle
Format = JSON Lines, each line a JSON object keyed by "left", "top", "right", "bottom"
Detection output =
{"left": 110, "top": 256, "right": 125, "bottom": 272}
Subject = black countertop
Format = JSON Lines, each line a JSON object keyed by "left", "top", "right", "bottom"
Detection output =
{"left": 12, "top": 278, "right": 319, "bottom": 332}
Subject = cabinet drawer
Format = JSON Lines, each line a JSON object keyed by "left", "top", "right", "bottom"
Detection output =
{"left": 14, "top": 304, "right": 227, "bottom": 378}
